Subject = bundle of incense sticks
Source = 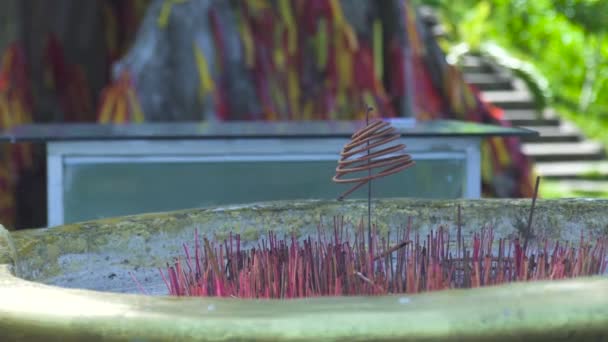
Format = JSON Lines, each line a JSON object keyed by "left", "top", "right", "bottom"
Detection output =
{"left": 131, "top": 216, "right": 607, "bottom": 298}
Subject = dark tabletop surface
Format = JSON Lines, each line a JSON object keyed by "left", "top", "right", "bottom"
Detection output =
{"left": 0, "top": 119, "right": 537, "bottom": 142}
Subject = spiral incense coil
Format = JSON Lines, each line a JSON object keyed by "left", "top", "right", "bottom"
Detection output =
{"left": 333, "top": 119, "right": 415, "bottom": 200}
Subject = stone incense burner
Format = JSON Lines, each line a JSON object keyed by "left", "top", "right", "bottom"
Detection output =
{"left": 1, "top": 198, "right": 607, "bottom": 341}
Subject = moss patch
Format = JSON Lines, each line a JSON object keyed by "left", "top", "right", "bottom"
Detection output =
{"left": 0, "top": 225, "right": 17, "bottom": 275}
{"left": 3, "top": 198, "right": 608, "bottom": 293}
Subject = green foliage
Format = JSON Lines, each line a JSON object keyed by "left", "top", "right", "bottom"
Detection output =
{"left": 540, "top": 179, "right": 608, "bottom": 199}
{"left": 420, "top": 0, "right": 608, "bottom": 143}
{"left": 554, "top": 0, "right": 608, "bottom": 34}
{"left": 456, "top": 1, "right": 491, "bottom": 50}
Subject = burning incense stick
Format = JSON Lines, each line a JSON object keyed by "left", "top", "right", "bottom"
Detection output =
{"left": 136, "top": 217, "right": 607, "bottom": 298}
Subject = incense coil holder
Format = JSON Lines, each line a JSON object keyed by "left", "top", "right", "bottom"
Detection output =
{"left": 333, "top": 119, "right": 415, "bottom": 200}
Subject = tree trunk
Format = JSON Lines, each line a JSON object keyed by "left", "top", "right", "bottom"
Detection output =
{"left": 0, "top": 0, "right": 20, "bottom": 53}
{"left": 19, "top": 0, "right": 107, "bottom": 122}
{"left": 1, "top": 1, "right": 109, "bottom": 228}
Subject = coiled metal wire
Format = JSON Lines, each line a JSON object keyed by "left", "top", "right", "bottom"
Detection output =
{"left": 333, "top": 119, "right": 415, "bottom": 200}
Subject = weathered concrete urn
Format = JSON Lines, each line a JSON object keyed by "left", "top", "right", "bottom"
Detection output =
{"left": 1, "top": 198, "right": 607, "bottom": 341}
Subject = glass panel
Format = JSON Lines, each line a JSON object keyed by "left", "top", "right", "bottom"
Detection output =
{"left": 63, "top": 159, "right": 465, "bottom": 224}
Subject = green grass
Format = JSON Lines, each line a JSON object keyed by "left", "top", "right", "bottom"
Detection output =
{"left": 540, "top": 179, "right": 608, "bottom": 199}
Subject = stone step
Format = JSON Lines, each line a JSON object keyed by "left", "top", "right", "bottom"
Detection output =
{"left": 481, "top": 91, "right": 536, "bottom": 110}
{"left": 460, "top": 55, "right": 485, "bottom": 65}
{"left": 520, "top": 126, "right": 582, "bottom": 143}
{"left": 459, "top": 59, "right": 493, "bottom": 73}
{"left": 419, "top": 6, "right": 439, "bottom": 25}
{"left": 461, "top": 64, "right": 491, "bottom": 74}
{"left": 535, "top": 161, "right": 608, "bottom": 179}
{"left": 457, "top": 51, "right": 608, "bottom": 184}
{"left": 457, "top": 51, "right": 608, "bottom": 182}
{"left": 543, "top": 179, "right": 608, "bottom": 195}
{"left": 509, "top": 118, "right": 561, "bottom": 127}
{"left": 501, "top": 109, "right": 541, "bottom": 121}
{"left": 523, "top": 141, "right": 605, "bottom": 162}
{"left": 464, "top": 73, "right": 513, "bottom": 91}
{"left": 431, "top": 25, "right": 447, "bottom": 38}
{"left": 505, "top": 111, "right": 583, "bottom": 142}
{"left": 419, "top": 6, "right": 449, "bottom": 39}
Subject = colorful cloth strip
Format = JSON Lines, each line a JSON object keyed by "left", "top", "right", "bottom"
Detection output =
{"left": 95, "top": 0, "right": 534, "bottom": 197}
{"left": 0, "top": 43, "right": 34, "bottom": 228}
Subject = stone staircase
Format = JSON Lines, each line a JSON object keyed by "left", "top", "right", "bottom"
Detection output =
{"left": 459, "top": 55, "right": 608, "bottom": 195}
{"left": 418, "top": 6, "right": 608, "bottom": 196}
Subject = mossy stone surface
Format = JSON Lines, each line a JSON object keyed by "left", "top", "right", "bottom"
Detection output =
{"left": 6, "top": 198, "right": 608, "bottom": 294}
{"left": 0, "top": 198, "right": 607, "bottom": 341}
{"left": 0, "top": 225, "right": 16, "bottom": 275}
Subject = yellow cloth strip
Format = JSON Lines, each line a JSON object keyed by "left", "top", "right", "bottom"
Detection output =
{"left": 343, "top": 25, "right": 359, "bottom": 51}
{"left": 330, "top": 0, "right": 358, "bottom": 52}
{"left": 463, "top": 86, "right": 477, "bottom": 113}
{"left": 288, "top": 68, "right": 299, "bottom": 119}
{"left": 336, "top": 35, "right": 352, "bottom": 99}
{"left": 273, "top": 23, "right": 286, "bottom": 72}
{"left": 273, "top": 49, "right": 285, "bottom": 71}
{"left": 278, "top": 0, "right": 297, "bottom": 55}
{"left": 330, "top": 0, "right": 355, "bottom": 102}
{"left": 114, "top": 95, "right": 127, "bottom": 123}
{"left": 193, "top": 42, "right": 215, "bottom": 101}
{"left": 481, "top": 141, "right": 493, "bottom": 182}
{"left": 127, "top": 88, "right": 145, "bottom": 123}
{"left": 492, "top": 137, "right": 511, "bottom": 167}
{"left": 316, "top": 18, "right": 328, "bottom": 70}
{"left": 0, "top": 96, "right": 10, "bottom": 129}
{"left": 10, "top": 97, "right": 23, "bottom": 125}
{"left": 238, "top": 11, "right": 255, "bottom": 68}
{"left": 287, "top": 27, "right": 297, "bottom": 56}
{"left": 329, "top": 0, "right": 345, "bottom": 27}
{"left": 362, "top": 91, "right": 377, "bottom": 116}
{"left": 405, "top": 2, "right": 424, "bottom": 56}
{"left": 157, "top": 0, "right": 189, "bottom": 29}
{"left": 0, "top": 49, "right": 11, "bottom": 72}
{"left": 302, "top": 101, "right": 313, "bottom": 121}
{"left": 247, "top": 0, "right": 270, "bottom": 14}
{"left": 336, "top": 91, "right": 347, "bottom": 119}
{"left": 373, "top": 19, "right": 383, "bottom": 81}
{"left": 98, "top": 89, "right": 117, "bottom": 124}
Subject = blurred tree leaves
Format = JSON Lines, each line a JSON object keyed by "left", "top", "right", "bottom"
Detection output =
{"left": 554, "top": 0, "right": 608, "bottom": 34}
{"left": 418, "top": 0, "right": 608, "bottom": 138}
{"left": 456, "top": 1, "right": 491, "bottom": 50}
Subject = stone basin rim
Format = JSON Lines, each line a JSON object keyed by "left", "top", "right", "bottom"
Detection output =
{"left": 41, "top": 197, "right": 608, "bottom": 228}
{"left": 1, "top": 198, "right": 608, "bottom": 340}
{"left": 7, "top": 198, "right": 608, "bottom": 294}
{"left": 1, "top": 264, "right": 608, "bottom": 341}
